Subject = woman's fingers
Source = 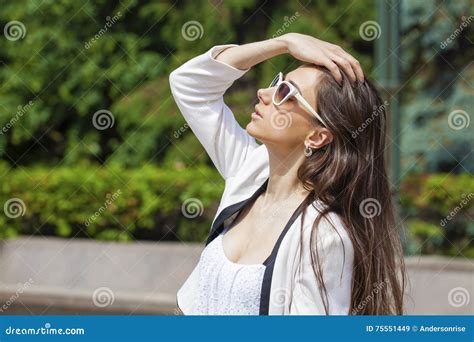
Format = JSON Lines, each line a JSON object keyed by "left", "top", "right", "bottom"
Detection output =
{"left": 337, "top": 49, "right": 365, "bottom": 82}
{"left": 326, "top": 52, "right": 357, "bottom": 84}
{"left": 321, "top": 44, "right": 364, "bottom": 84}
{"left": 285, "top": 35, "right": 364, "bottom": 85}
{"left": 318, "top": 56, "right": 343, "bottom": 85}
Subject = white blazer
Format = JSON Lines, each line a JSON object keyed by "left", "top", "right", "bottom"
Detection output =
{"left": 169, "top": 44, "right": 354, "bottom": 315}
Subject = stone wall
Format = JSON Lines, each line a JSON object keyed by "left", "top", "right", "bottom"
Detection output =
{"left": 0, "top": 237, "right": 472, "bottom": 315}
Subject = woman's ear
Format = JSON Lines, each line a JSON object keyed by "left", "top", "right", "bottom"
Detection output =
{"left": 305, "top": 127, "right": 333, "bottom": 149}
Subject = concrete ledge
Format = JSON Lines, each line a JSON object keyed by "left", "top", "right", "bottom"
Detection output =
{"left": 0, "top": 284, "right": 177, "bottom": 315}
{"left": 0, "top": 236, "right": 472, "bottom": 315}
{"left": 405, "top": 255, "right": 474, "bottom": 272}
{"left": 403, "top": 255, "right": 473, "bottom": 315}
{"left": 0, "top": 236, "right": 203, "bottom": 314}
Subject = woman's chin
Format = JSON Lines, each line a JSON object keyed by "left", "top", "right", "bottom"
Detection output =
{"left": 245, "top": 122, "right": 262, "bottom": 139}
{"left": 246, "top": 121, "right": 275, "bottom": 144}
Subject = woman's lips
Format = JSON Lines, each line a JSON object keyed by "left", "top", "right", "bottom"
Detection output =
{"left": 252, "top": 106, "right": 263, "bottom": 119}
{"left": 251, "top": 112, "right": 262, "bottom": 120}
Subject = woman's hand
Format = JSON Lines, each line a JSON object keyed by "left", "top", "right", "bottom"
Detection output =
{"left": 277, "top": 33, "right": 364, "bottom": 85}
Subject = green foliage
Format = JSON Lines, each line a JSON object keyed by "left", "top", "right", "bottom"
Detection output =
{"left": 0, "top": 0, "right": 471, "bottom": 258}
{"left": 0, "top": 0, "right": 165, "bottom": 164}
{"left": 405, "top": 219, "right": 444, "bottom": 255}
{"left": 400, "top": 172, "right": 474, "bottom": 257}
{"left": 0, "top": 161, "right": 223, "bottom": 242}
{"left": 400, "top": 1, "right": 474, "bottom": 174}
{"left": 0, "top": 0, "right": 376, "bottom": 167}
{"left": 0, "top": 0, "right": 470, "bottom": 171}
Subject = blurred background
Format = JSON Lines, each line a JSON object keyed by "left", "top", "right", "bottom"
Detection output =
{"left": 0, "top": 0, "right": 472, "bottom": 315}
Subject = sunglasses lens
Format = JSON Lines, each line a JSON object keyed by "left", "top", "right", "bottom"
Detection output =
{"left": 275, "top": 83, "right": 291, "bottom": 103}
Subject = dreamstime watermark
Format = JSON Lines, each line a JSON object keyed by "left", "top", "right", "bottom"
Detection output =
{"left": 3, "top": 198, "right": 26, "bottom": 218}
{"left": 440, "top": 15, "right": 474, "bottom": 49}
{"left": 359, "top": 20, "right": 381, "bottom": 41}
{"left": 270, "top": 287, "right": 291, "bottom": 308}
{"left": 181, "top": 21, "right": 203, "bottom": 41}
{"left": 448, "top": 109, "right": 470, "bottom": 130}
{"left": 92, "top": 287, "right": 115, "bottom": 308}
{"left": 440, "top": 192, "right": 473, "bottom": 227}
{"left": 84, "top": 189, "right": 122, "bottom": 227}
{"left": 352, "top": 100, "right": 389, "bottom": 138}
{"left": 352, "top": 279, "right": 388, "bottom": 314}
{"left": 5, "top": 322, "right": 85, "bottom": 336}
{"left": 181, "top": 198, "right": 204, "bottom": 219}
{"left": 3, "top": 20, "right": 26, "bottom": 41}
{"left": 84, "top": 12, "right": 122, "bottom": 50}
{"left": 92, "top": 109, "right": 115, "bottom": 130}
{"left": 0, "top": 101, "right": 34, "bottom": 136}
{"left": 0, "top": 278, "right": 34, "bottom": 313}
{"left": 270, "top": 111, "right": 293, "bottom": 130}
{"left": 272, "top": 12, "right": 300, "bottom": 38}
{"left": 359, "top": 198, "right": 382, "bottom": 218}
{"left": 173, "top": 122, "right": 189, "bottom": 139}
{"left": 448, "top": 287, "right": 470, "bottom": 307}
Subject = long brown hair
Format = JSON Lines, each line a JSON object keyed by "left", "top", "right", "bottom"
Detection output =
{"left": 297, "top": 66, "right": 406, "bottom": 315}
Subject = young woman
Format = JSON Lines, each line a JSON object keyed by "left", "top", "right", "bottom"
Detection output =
{"left": 169, "top": 33, "right": 406, "bottom": 315}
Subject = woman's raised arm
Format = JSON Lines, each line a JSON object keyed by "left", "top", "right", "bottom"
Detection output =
{"left": 215, "top": 33, "right": 364, "bottom": 84}
{"left": 169, "top": 34, "right": 364, "bottom": 180}
{"left": 169, "top": 39, "right": 287, "bottom": 180}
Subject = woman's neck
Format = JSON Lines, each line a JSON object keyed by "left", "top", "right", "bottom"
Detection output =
{"left": 263, "top": 144, "right": 309, "bottom": 203}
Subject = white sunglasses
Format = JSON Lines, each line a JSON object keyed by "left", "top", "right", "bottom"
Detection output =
{"left": 269, "top": 72, "right": 327, "bottom": 127}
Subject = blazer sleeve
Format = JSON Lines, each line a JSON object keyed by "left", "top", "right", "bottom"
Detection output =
{"left": 169, "top": 44, "right": 259, "bottom": 180}
{"left": 289, "top": 215, "right": 354, "bottom": 315}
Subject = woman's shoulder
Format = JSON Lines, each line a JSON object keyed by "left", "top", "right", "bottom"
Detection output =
{"left": 304, "top": 199, "right": 354, "bottom": 257}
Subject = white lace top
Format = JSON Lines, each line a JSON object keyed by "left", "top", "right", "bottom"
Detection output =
{"left": 193, "top": 229, "right": 266, "bottom": 315}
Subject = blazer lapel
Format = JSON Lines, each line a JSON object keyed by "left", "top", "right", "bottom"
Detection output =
{"left": 205, "top": 177, "right": 269, "bottom": 246}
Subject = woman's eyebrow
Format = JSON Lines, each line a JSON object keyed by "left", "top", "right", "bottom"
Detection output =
{"left": 283, "top": 73, "right": 302, "bottom": 93}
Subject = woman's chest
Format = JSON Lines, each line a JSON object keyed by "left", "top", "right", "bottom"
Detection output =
{"left": 221, "top": 198, "right": 301, "bottom": 265}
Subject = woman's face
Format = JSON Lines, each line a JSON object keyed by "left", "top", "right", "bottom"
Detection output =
{"left": 246, "top": 65, "right": 331, "bottom": 152}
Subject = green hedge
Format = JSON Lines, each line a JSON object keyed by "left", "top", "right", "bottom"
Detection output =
{"left": 1, "top": 163, "right": 472, "bottom": 258}
{"left": 0, "top": 161, "right": 223, "bottom": 242}
{"left": 400, "top": 173, "right": 474, "bottom": 258}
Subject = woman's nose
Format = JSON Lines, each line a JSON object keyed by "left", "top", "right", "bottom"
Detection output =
{"left": 257, "top": 88, "right": 271, "bottom": 104}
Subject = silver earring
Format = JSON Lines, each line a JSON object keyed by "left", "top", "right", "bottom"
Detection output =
{"left": 304, "top": 146, "right": 313, "bottom": 157}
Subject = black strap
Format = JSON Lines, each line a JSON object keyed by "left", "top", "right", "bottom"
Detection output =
{"left": 259, "top": 192, "right": 312, "bottom": 314}
{"left": 205, "top": 178, "right": 269, "bottom": 246}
